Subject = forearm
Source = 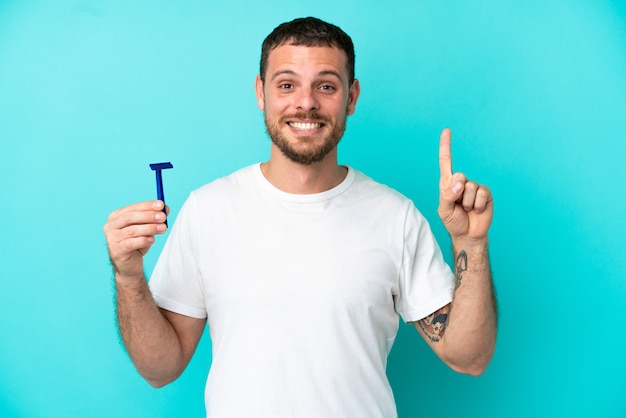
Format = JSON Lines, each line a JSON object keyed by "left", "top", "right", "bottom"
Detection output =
{"left": 442, "top": 238, "right": 497, "bottom": 375}
{"left": 115, "top": 273, "right": 186, "bottom": 387}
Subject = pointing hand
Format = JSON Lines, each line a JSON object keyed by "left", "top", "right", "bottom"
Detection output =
{"left": 438, "top": 128, "right": 493, "bottom": 241}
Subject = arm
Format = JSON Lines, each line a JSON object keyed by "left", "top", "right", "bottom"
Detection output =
{"left": 414, "top": 239, "right": 497, "bottom": 375}
{"left": 413, "top": 129, "right": 497, "bottom": 376}
{"left": 105, "top": 200, "right": 205, "bottom": 387}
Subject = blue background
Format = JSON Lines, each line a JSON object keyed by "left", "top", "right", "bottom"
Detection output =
{"left": 1, "top": 1, "right": 625, "bottom": 416}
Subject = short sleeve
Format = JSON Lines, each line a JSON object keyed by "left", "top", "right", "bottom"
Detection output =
{"left": 149, "top": 193, "right": 207, "bottom": 319}
{"left": 395, "top": 203, "right": 454, "bottom": 323}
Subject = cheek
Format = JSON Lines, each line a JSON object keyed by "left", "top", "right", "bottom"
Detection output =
{"left": 263, "top": 104, "right": 281, "bottom": 122}
{"left": 262, "top": 96, "right": 286, "bottom": 114}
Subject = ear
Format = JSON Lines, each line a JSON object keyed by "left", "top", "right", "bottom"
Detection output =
{"left": 346, "top": 79, "right": 361, "bottom": 116}
{"left": 255, "top": 74, "right": 265, "bottom": 111}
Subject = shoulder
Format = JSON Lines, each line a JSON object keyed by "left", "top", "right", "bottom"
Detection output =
{"left": 172, "top": 164, "right": 261, "bottom": 230}
{"left": 349, "top": 168, "right": 414, "bottom": 209}
{"left": 347, "top": 168, "right": 432, "bottom": 230}
{"left": 190, "top": 164, "right": 259, "bottom": 202}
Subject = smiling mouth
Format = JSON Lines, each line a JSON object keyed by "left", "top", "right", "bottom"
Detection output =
{"left": 287, "top": 121, "right": 323, "bottom": 130}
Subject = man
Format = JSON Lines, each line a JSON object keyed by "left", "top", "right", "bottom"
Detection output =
{"left": 104, "top": 17, "right": 497, "bottom": 418}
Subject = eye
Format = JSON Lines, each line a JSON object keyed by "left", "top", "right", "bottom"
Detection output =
{"left": 319, "top": 84, "right": 335, "bottom": 92}
{"left": 278, "top": 83, "right": 294, "bottom": 90}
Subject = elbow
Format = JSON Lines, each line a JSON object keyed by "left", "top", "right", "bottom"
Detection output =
{"left": 134, "top": 354, "right": 187, "bottom": 388}
{"left": 145, "top": 374, "right": 178, "bottom": 388}
{"left": 146, "top": 378, "right": 172, "bottom": 388}
{"left": 450, "top": 361, "right": 490, "bottom": 377}
{"left": 445, "top": 346, "right": 495, "bottom": 377}
{"left": 141, "top": 368, "right": 183, "bottom": 388}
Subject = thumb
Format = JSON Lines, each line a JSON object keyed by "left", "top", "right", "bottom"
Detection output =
{"left": 438, "top": 175, "right": 465, "bottom": 219}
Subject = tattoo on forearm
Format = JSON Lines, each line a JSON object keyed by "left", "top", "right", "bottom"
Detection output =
{"left": 455, "top": 250, "right": 468, "bottom": 290}
{"left": 417, "top": 305, "right": 450, "bottom": 343}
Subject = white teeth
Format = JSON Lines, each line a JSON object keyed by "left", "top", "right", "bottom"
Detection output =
{"left": 289, "top": 122, "right": 322, "bottom": 130}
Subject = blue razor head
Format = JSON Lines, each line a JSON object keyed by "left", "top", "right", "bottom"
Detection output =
{"left": 150, "top": 162, "right": 173, "bottom": 170}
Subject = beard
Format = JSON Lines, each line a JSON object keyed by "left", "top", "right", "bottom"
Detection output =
{"left": 264, "top": 111, "right": 347, "bottom": 165}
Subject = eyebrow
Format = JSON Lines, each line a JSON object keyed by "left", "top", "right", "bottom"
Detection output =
{"left": 270, "top": 70, "right": 296, "bottom": 82}
{"left": 269, "top": 69, "right": 344, "bottom": 82}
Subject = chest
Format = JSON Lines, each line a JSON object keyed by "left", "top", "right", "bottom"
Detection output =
{"left": 196, "top": 203, "right": 403, "bottom": 328}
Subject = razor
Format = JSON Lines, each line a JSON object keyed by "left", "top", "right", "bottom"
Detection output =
{"left": 149, "top": 162, "right": 173, "bottom": 226}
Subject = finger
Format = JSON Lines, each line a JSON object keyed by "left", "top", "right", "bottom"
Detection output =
{"left": 108, "top": 206, "right": 167, "bottom": 230}
{"left": 117, "top": 222, "right": 167, "bottom": 242}
{"left": 439, "top": 172, "right": 467, "bottom": 221}
{"left": 108, "top": 200, "right": 164, "bottom": 222}
{"left": 104, "top": 211, "right": 167, "bottom": 251}
{"left": 107, "top": 222, "right": 167, "bottom": 265}
{"left": 473, "top": 185, "right": 492, "bottom": 214}
{"left": 106, "top": 222, "right": 166, "bottom": 255}
{"left": 439, "top": 128, "right": 453, "bottom": 179}
{"left": 115, "top": 235, "right": 157, "bottom": 254}
{"left": 461, "top": 181, "right": 479, "bottom": 212}
{"left": 441, "top": 172, "right": 466, "bottom": 201}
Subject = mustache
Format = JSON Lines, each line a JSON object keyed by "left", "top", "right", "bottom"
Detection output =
{"left": 279, "top": 112, "right": 330, "bottom": 123}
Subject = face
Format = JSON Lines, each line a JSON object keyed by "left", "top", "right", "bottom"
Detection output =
{"left": 255, "top": 44, "right": 360, "bottom": 165}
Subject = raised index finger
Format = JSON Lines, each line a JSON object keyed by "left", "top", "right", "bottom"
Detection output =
{"left": 439, "top": 128, "right": 453, "bottom": 178}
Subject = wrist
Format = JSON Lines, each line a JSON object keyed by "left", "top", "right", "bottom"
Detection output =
{"left": 451, "top": 235, "right": 489, "bottom": 252}
{"left": 115, "top": 271, "right": 147, "bottom": 287}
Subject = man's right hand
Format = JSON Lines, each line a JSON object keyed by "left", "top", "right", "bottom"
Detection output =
{"left": 104, "top": 200, "right": 168, "bottom": 280}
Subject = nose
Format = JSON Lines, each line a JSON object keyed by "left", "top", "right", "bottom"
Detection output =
{"left": 294, "top": 86, "right": 319, "bottom": 112}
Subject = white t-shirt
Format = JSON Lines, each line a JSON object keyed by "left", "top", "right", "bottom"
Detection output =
{"left": 149, "top": 164, "right": 454, "bottom": 418}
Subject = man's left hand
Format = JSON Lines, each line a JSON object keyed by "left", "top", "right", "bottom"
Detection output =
{"left": 437, "top": 128, "right": 493, "bottom": 241}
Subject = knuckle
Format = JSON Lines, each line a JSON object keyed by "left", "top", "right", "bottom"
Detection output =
{"left": 120, "top": 237, "right": 146, "bottom": 252}
{"left": 452, "top": 172, "right": 467, "bottom": 183}
{"left": 465, "top": 181, "right": 478, "bottom": 191}
{"left": 123, "top": 224, "right": 145, "bottom": 240}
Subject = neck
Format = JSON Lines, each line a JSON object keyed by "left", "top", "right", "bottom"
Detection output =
{"left": 261, "top": 147, "right": 347, "bottom": 194}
